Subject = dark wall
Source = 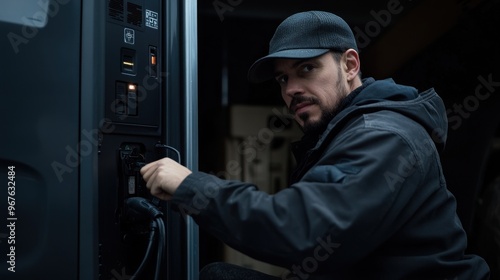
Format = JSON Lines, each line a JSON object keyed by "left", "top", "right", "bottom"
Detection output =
{"left": 392, "top": 0, "right": 500, "bottom": 234}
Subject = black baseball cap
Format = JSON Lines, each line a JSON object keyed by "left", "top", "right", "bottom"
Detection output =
{"left": 247, "top": 11, "right": 358, "bottom": 83}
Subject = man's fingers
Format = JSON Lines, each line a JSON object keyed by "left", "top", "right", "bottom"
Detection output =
{"left": 139, "top": 161, "right": 152, "bottom": 174}
{"left": 140, "top": 161, "right": 157, "bottom": 179}
{"left": 148, "top": 167, "right": 175, "bottom": 201}
{"left": 139, "top": 157, "right": 184, "bottom": 201}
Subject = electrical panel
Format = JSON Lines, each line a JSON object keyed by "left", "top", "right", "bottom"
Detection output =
{"left": 0, "top": 0, "right": 194, "bottom": 279}
{"left": 100, "top": 0, "right": 167, "bottom": 278}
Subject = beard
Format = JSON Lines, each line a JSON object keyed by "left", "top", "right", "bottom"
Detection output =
{"left": 290, "top": 74, "right": 351, "bottom": 136}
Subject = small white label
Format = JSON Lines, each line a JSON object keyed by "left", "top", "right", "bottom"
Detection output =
{"left": 145, "top": 9, "right": 158, "bottom": 29}
{"left": 128, "top": 176, "right": 136, "bottom": 194}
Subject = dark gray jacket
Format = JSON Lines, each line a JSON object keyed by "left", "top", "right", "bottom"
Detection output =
{"left": 172, "top": 78, "right": 490, "bottom": 279}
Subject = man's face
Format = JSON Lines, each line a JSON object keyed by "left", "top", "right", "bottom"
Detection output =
{"left": 274, "top": 52, "right": 351, "bottom": 134}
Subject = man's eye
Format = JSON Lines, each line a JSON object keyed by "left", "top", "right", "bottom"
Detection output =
{"left": 276, "top": 75, "right": 287, "bottom": 84}
{"left": 302, "top": 64, "right": 314, "bottom": 72}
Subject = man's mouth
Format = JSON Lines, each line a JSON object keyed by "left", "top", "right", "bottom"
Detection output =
{"left": 292, "top": 102, "right": 313, "bottom": 115}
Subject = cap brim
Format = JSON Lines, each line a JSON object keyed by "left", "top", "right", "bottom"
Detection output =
{"left": 247, "top": 49, "right": 330, "bottom": 83}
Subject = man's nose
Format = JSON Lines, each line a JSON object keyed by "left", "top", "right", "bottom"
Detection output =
{"left": 283, "top": 78, "right": 303, "bottom": 98}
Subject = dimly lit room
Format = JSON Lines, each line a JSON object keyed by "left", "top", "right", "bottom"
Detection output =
{"left": 1, "top": 0, "right": 499, "bottom": 279}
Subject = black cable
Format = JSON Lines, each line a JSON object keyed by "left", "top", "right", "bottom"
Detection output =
{"left": 155, "top": 217, "right": 166, "bottom": 280}
{"left": 125, "top": 197, "right": 166, "bottom": 280}
{"left": 130, "top": 220, "right": 158, "bottom": 280}
{"left": 155, "top": 143, "right": 182, "bottom": 164}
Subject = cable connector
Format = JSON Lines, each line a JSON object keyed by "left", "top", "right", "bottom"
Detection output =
{"left": 135, "top": 161, "right": 146, "bottom": 170}
{"left": 126, "top": 197, "right": 163, "bottom": 219}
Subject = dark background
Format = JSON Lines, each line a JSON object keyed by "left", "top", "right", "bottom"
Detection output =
{"left": 196, "top": 0, "right": 500, "bottom": 277}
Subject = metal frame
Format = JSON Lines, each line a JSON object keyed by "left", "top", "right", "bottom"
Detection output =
{"left": 182, "top": 1, "right": 200, "bottom": 279}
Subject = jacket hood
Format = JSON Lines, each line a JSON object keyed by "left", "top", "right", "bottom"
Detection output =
{"left": 319, "top": 77, "right": 449, "bottom": 151}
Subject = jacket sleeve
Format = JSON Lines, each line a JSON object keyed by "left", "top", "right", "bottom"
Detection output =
{"left": 170, "top": 120, "right": 434, "bottom": 270}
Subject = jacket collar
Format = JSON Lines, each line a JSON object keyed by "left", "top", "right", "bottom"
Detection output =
{"left": 291, "top": 78, "right": 375, "bottom": 163}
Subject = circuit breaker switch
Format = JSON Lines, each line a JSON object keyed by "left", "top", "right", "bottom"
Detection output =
{"left": 127, "top": 83, "right": 138, "bottom": 116}
{"left": 150, "top": 53, "right": 156, "bottom": 65}
{"left": 149, "top": 46, "right": 157, "bottom": 78}
{"left": 115, "top": 82, "right": 127, "bottom": 115}
{"left": 121, "top": 48, "right": 136, "bottom": 75}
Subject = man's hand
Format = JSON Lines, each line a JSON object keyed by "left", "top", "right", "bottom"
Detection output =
{"left": 140, "top": 157, "right": 192, "bottom": 201}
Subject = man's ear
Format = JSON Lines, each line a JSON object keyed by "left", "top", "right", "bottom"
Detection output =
{"left": 343, "top": 49, "right": 361, "bottom": 82}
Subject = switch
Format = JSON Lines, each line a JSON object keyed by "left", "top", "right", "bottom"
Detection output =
{"left": 115, "top": 82, "right": 138, "bottom": 116}
{"left": 128, "top": 176, "right": 136, "bottom": 194}
{"left": 121, "top": 48, "right": 136, "bottom": 75}
{"left": 127, "top": 83, "right": 138, "bottom": 116}
{"left": 149, "top": 46, "right": 157, "bottom": 78}
{"left": 115, "top": 82, "right": 127, "bottom": 115}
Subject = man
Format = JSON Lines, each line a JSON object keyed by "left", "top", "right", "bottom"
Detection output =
{"left": 141, "top": 10, "right": 490, "bottom": 279}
